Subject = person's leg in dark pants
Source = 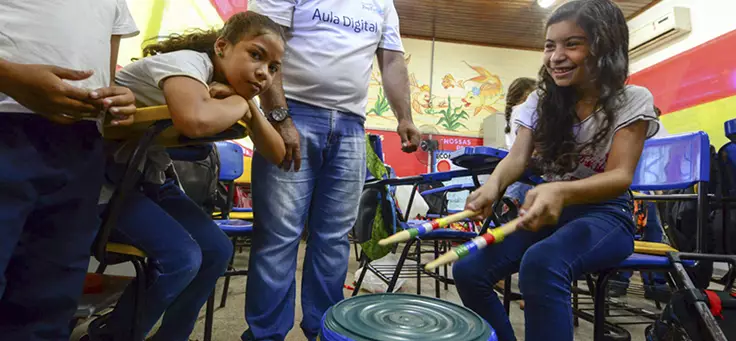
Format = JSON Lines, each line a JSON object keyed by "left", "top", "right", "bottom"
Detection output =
{"left": 520, "top": 201, "right": 635, "bottom": 341}
{"left": 99, "top": 180, "right": 232, "bottom": 341}
{"left": 0, "top": 113, "right": 104, "bottom": 341}
{"left": 149, "top": 180, "right": 232, "bottom": 341}
{"left": 453, "top": 229, "right": 553, "bottom": 341}
{"left": 454, "top": 198, "right": 634, "bottom": 341}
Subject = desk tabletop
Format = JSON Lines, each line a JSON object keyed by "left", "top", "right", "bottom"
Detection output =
{"left": 102, "top": 105, "right": 248, "bottom": 147}
{"left": 450, "top": 146, "right": 508, "bottom": 169}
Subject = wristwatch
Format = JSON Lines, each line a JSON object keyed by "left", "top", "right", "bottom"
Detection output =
{"left": 266, "top": 107, "right": 290, "bottom": 123}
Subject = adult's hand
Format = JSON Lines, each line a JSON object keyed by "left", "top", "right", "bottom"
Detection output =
{"left": 397, "top": 119, "right": 421, "bottom": 153}
{"left": 89, "top": 86, "right": 137, "bottom": 126}
{"left": 274, "top": 118, "right": 301, "bottom": 171}
{"left": 1, "top": 62, "right": 100, "bottom": 124}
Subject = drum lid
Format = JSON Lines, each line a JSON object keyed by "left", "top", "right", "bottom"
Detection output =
{"left": 322, "top": 293, "right": 496, "bottom": 341}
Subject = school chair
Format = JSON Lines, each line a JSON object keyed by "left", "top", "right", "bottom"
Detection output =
{"left": 86, "top": 120, "right": 176, "bottom": 341}
{"left": 226, "top": 153, "right": 254, "bottom": 219}
{"left": 88, "top": 106, "right": 249, "bottom": 341}
{"left": 586, "top": 132, "right": 711, "bottom": 341}
{"left": 203, "top": 141, "right": 252, "bottom": 341}
{"left": 348, "top": 134, "right": 393, "bottom": 262}
{"left": 352, "top": 146, "right": 504, "bottom": 298}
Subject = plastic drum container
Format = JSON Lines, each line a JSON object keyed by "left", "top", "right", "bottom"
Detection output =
{"left": 318, "top": 293, "right": 497, "bottom": 341}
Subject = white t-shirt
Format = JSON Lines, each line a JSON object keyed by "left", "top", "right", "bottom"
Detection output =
{"left": 250, "top": 0, "right": 404, "bottom": 117}
{"left": 505, "top": 104, "right": 522, "bottom": 149}
{"left": 512, "top": 85, "right": 659, "bottom": 182}
{"left": 0, "top": 0, "right": 139, "bottom": 117}
{"left": 653, "top": 120, "right": 669, "bottom": 137}
{"left": 115, "top": 50, "right": 214, "bottom": 107}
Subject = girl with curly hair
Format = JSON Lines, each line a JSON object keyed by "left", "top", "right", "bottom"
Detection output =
{"left": 452, "top": 1, "right": 660, "bottom": 340}
{"left": 86, "top": 11, "right": 286, "bottom": 341}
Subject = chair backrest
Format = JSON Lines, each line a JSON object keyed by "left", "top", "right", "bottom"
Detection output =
{"left": 214, "top": 141, "right": 244, "bottom": 182}
{"left": 631, "top": 131, "right": 710, "bottom": 191}
{"left": 368, "top": 134, "right": 384, "bottom": 162}
{"left": 726, "top": 118, "right": 736, "bottom": 143}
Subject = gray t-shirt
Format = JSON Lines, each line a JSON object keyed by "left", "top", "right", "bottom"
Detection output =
{"left": 512, "top": 85, "right": 660, "bottom": 182}
{"left": 100, "top": 50, "right": 214, "bottom": 204}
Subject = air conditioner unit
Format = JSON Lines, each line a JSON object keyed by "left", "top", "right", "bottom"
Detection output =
{"left": 629, "top": 6, "right": 692, "bottom": 58}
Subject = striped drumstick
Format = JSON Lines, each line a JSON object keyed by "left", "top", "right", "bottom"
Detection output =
{"left": 377, "top": 210, "right": 479, "bottom": 246}
{"left": 424, "top": 217, "right": 522, "bottom": 271}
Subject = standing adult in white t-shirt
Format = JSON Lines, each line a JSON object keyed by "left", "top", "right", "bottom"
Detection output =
{"left": 246, "top": 1, "right": 421, "bottom": 340}
{"left": 0, "top": 1, "right": 138, "bottom": 339}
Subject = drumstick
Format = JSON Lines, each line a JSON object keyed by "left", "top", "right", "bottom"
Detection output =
{"left": 377, "top": 209, "right": 479, "bottom": 246}
{"left": 425, "top": 217, "right": 522, "bottom": 271}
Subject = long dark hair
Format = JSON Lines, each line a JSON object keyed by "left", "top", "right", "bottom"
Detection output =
{"left": 505, "top": 77, "right": 537, "bottom": 134}
{"left": 141, "top": 11, "right": 284, "bottom": 57}
{"left": 534, "top": 0, "right": 629, "bottom": 174}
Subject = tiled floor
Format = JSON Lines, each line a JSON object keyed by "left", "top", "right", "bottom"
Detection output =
{"left": 72, "top": 241, "right": 664, "bottom": 340}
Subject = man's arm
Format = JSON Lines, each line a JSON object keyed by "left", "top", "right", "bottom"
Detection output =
{"left": 110, "top": 35, "right": 122, "bottom": 86}
{"left": 377, "top": 48, "right": 420, "bottom": 152}
{"left": 258, "top": 70, "right": 288, "bottom": 115}
{"left": 376, "top": 49, "right": 411, "bottom": 123}
{"left": 255, "top": 22, "right": 301, "bottom": 171}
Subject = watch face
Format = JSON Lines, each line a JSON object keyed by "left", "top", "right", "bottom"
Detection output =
{"left": 271, "top": 108, "right": 288, "bottom": 122}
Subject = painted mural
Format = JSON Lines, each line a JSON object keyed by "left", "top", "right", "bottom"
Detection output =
{"left": 366, "top": 55, "right": 507, "bottom": 136}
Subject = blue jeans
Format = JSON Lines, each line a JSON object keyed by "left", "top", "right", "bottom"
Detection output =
{"left": 0, "top": 113, "right": 104, "bottom": 341}
{"left": 611, "top": 201, "right": 666, "bottom": 285}
{"left": 504, "top": 182, "right": 533, "bottom": 205}
{"left": 99, "top": 179, "right": 232, "bottom": 341}
{"left": 453, "top": 195, "right": 635, "bottom": 341}
{"left": 244, "top": 100, "right": 366, "bottom": 341}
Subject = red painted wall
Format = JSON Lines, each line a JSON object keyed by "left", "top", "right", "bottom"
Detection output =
{"left": 366, "top": 128, "right": 483, "bottom": 177}
{"left": 627, "top": 29, "right": 736, "bottom": 148}
{"left": 629, "top": 29, "right": 736, "bottom": 116}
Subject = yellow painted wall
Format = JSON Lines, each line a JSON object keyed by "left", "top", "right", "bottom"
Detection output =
{"left": 660, "top": 95, "right": 735, "bottom": 148}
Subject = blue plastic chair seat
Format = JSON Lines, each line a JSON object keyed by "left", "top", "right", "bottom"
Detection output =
{"left": 615, "top": 253, "right": 695, "bottom": 270}
{"left": 215, "top": 141, "right": 244, "bottom": 181}
{"left": 215, "top": 219, "right": 253, "bottom": 236}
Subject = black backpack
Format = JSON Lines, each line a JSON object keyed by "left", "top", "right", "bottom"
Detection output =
{"left": 646, "top": 253, "right": 736, "bottom": 341}
{"left": 717, "top": 142, "right": 736, "bottom": 256}
{"left": 170, "top": 144, "right": 224, "bottom": 215}
{"left": 646, "top": 288, "right": 736, "bottom": 341}
{"left": 662, "top": 146, "right": 723, "bottom": 288}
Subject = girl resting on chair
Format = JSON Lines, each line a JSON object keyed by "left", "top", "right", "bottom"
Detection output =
{"left": 87, "top": 11, "right": 286, "bottom": 341}
{"left": 452, "top": 1, "right": 660, "bottom": 340}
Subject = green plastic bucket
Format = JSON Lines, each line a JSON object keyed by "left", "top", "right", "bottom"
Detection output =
{"left": 318, "top": 293, "right": 497, "bottom": 341}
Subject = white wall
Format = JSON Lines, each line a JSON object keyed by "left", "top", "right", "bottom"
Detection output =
{"left": 629, "top": 0, "right": 736, "bottom": 73}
